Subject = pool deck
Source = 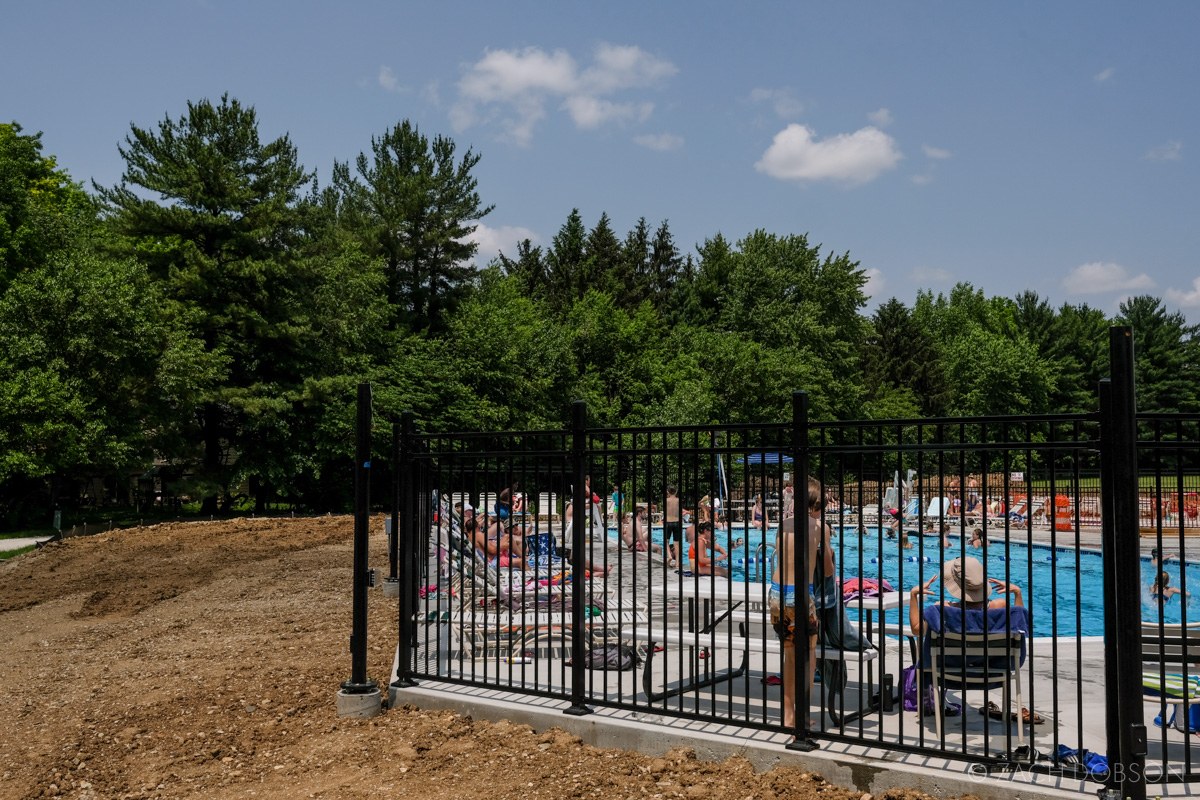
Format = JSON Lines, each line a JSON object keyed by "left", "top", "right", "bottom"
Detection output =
{"left": 389, "top": 522, "right": 1200, "bottom": 798}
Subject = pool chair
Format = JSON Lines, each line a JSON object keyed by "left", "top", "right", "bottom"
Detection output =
{"left": 918, "top": 605, "right": 1031, "bottom": 746}
{"left": 1142, "top": 620, "right": 1200, "bottom": 733}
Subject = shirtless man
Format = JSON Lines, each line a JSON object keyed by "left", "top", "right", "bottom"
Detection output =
{"left": 768, "top": 478, "right": 822, "bottom": 733}
{"left": 664, "top": 485, "right": 684, "bottom": 567}
{"left": 622, "top": 506, "right": 662, "bottom": 554}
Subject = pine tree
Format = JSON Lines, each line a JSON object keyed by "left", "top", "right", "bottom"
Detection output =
{"left": 95, "top": 94, "right": 315, "bottom": 514}
{"left": 332, "top": 120, "right": 492, "bottom": 333}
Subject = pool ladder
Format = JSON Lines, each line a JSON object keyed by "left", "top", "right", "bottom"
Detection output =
{"left": 753, "top": 543, "right": 775, "bottom": 582}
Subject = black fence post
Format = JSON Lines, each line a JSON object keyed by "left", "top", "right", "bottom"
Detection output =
{"left": 565, "top": 399, "right": 593, "bottom": 717}
{"left": 394, "top": 410, "right": 418, "bottom": 689}
{"left": 388, "top": 421, "right": 400, "bottom": 583}
{"left": 1098, "top": 379, "right": 1124, "bottom": 796}
{"left": 1108, "top": 327, "right": 1147, "bottom": 799}
{"left": 787, "top": 390, "right": 818, "bottom": 751}
{"left": 342, "top": 383, "right": 378, "bottom": 696}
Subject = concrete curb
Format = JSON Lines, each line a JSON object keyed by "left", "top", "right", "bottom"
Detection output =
{"left": 390, "top": 684, "right": 1092, "bottom": 800}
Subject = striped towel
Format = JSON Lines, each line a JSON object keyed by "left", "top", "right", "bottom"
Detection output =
{"left": 1143, "top": 671, "right": 1200, "bottom": 700}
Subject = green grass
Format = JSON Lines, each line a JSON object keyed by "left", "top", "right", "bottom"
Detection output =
{"left": 0, "top": 528, "right": 55, "bottom": 540}
{"left": 0, "top": 544, "right": 35, "bottom": 559}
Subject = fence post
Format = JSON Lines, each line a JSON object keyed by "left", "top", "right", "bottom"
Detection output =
{"left": 388, "top": 421, "right": 400, "bottom": 584}
{"left": 338, "top": 383, "right": 380, "bottom": 716}
{"left": 394, "top": 410, "right": 418, "bottom": 689}
{"left": 564, "top": 399, "right": 593, "bottom": 717}
{"left": 787, "top": 390, "right": 818, "bottom": 751}
{"left": 1099, "top": 327, "right": 1146, "bottom": 799}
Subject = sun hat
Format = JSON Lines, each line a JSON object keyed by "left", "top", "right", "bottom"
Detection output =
{"left": 942, "top": 556, "right": 991, "bottom": 603}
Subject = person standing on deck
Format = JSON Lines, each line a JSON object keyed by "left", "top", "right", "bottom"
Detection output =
{"left": 768, "top": 479, "right": 822, "bottom": 734}
{"left": 664, "top": 485, "right": 684, "bottom": 568}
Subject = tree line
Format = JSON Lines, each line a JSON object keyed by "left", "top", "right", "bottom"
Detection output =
{"left": 2, "top": 95, "right": 1197, "bottom": 523}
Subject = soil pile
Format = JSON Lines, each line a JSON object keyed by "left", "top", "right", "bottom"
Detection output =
{"left": 0, "top": 516, "right": 959, "bottom": 800}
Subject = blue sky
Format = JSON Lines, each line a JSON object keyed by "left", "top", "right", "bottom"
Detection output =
{"left": 5, "top": 1, "right": 1199, "bottom": 320}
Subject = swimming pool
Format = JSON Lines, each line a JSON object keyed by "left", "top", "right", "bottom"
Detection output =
{"left": 613, "top": 522, "right": 1200, "bottom": 638}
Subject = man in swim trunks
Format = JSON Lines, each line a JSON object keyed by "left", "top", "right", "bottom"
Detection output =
{"left": 769, "top": 477, "right": 821, "bottom": 733}
{"left": 664, "top": 485, "right": 684, "bottom": 567}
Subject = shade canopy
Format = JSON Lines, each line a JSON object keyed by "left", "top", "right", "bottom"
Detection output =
{"left": 733, "top": 452, "right": 794, "bottom": 465}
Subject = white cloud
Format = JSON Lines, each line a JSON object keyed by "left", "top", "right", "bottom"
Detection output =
{"left": 910, "top": 266, "right": 953, "bottom": 283}
{"left": 379, "top": 65, "right": 406, "bottom": 93}
{"left": 755, "top": 124, "right": 902, "bottom": 186}
{"left": 464, "top": 224, "right": 541, "bottom": 266}
{"left": 452, "top": 44, "right": 676, "bottom": 145}
{"left": 750, "top": 88, "right": 804, "bottom": 119}
{"left": 1144, "top": 140, "right": 1183, "bottom": 162}
{"left": 910, "top": 173, "right": 933, "bottom": 185}
{"left": 867, "top": 108, "right": 893, "bottom": 128}
{"left": 1094, "top": 67, "right": 1116, "bottom": 84}
{"left": 422, "top": 81, "right": 440, "bottom": 107}
{"left": 562, "top": 96, "right": 652, "bottom": 129}
{"left": 1062, "top": 262, "right": 1156, "bottom": 294}
{"left": 634, "top": 132, "right": 684, "bottom": 151}
{"left": 1165, "top": 277, "right": 1200, "bottom": 308}
{"left": 922, "top": 145, "right": 951, "bottom": 159}
{"left": 862, "top": 268, "right": 886, "bottom": 298}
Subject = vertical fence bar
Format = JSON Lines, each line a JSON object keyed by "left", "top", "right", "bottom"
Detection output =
{"left": 395, "top": 410, "right": 418, "bottom": 689}
{"left": 342, "top": 383, "right": 377, "bottom": 696}
{"left": 565, "top": 400, "right": 592, "bottom": 716}
{"left": 787, "top": 390, "right": 818, "bottom": 751}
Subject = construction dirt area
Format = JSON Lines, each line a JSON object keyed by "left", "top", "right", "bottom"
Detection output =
{"left": 0, "top": 516, "right": 965, "bottom": 800}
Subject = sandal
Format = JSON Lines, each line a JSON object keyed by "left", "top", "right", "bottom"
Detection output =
{"left": 980, "top": 701, "right": 1017, "bottom": 722}
{"left": 1022, "top": 707, "right": 1046, "bottom": 725}
{"left": 762, "top": 674, "right": 782, "bottom": 686}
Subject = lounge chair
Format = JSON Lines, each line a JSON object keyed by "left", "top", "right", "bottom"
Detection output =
{"left": 1142, "top": 620, "right": 1200, "bottom": 732}
{"left": 918, "top": 605, "right": 1031, "bottom": 746}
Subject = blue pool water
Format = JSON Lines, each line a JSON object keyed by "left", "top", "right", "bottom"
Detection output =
{"left": 615, "top": 522, "right": 1200, "bottom": 638}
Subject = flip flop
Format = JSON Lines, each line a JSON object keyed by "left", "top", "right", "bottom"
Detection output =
{"left": 980, "top": 701, "right": 1017, "bottom": 722}
{"left": 1022, "top": 707, "right": 1046, "bottom": 725}
{"left": 762, "top": 674, "right": 782, "bottom": 686}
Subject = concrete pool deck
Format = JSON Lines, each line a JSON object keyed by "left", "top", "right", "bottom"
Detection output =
{"left": 385, "top": 521, "right": 1200, "bottom": 798}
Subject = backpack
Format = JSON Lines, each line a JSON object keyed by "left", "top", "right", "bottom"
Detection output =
{"left": 583, "top": 643, "right": 640, "bottom": 671}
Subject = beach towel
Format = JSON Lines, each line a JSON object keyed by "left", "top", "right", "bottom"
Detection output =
{"left": 921, "top": 605, "right": 1031, "bottom": 679}
{"left": 841, "top": 577, "right": 895, "bottom": 603}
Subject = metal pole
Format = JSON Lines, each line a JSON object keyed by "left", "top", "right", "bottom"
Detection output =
{"left": 389, "top": 421, "right": 400, "bottom": 582}
{"left": 1097, "top": 379, "right": 1123, "bottom": 796}
{"left": 394, "top": 410, "right": 418, "bottom": 688}
{"left": 1109, "top": 327, "right": 1147, "bottom": 799}
{"left": 787, "top": 390, "right": 818, "bottom": 751}
{"left": 565, "top": 400, "right": 593, "bottom": 717}
{"left": 342, "top": 383, "right": 377, "bottom": 695}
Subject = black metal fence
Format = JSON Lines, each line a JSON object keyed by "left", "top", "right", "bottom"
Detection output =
{"left": 359, "top": 327, "right": 1199, "bottom": 799}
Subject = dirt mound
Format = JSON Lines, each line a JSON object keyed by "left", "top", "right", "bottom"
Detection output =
{"left": 0, "top": 516, "right": 952, "bottom": 799}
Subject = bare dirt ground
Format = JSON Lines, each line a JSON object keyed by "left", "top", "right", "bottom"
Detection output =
{"left": 0, "top": 516, "right": 957, "bottom": 800}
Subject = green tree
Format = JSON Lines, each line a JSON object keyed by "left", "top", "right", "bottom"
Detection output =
{"left": 0, "top": 122, "right": 94, "bottom": 290}
{"left": 861, "top": 298, "right": 949, "bottom": 417}
{"left": 0, "top": 251, "right": 163, "bottom": 508}
{"left": 95, "top": 94, "right": 317, "bottom": 514}
{"left": 1116, "top": 295, "right": 1200, "bottom": 413}
{"left": 497, "top": 238, "right": 547, "bottom": 300}
{"left": 545, "top": 208, "right": 587, "bottom": 313}
{"left": 582, "top": 212, "right": 625, "bottom": 299}
{"left": 331, "top": 120, "right": 492, "bottom": 333}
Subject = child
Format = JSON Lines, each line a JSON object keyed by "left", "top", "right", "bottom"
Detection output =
{"left": 768, "top": 478, "right": 822, "bottom": 733}
{"left": 1151, "top": 571, "right": 1189, "bottom": 601}
{"left": 689, "top": 521, "right": 727, "bottom": 576}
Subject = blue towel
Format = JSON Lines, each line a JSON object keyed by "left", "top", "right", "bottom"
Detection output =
{"left": 524, "top": 532, "right": 570, "bottom": 570}
{"left": 921, "top": 605, "right": 1031, "bottom": 679}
